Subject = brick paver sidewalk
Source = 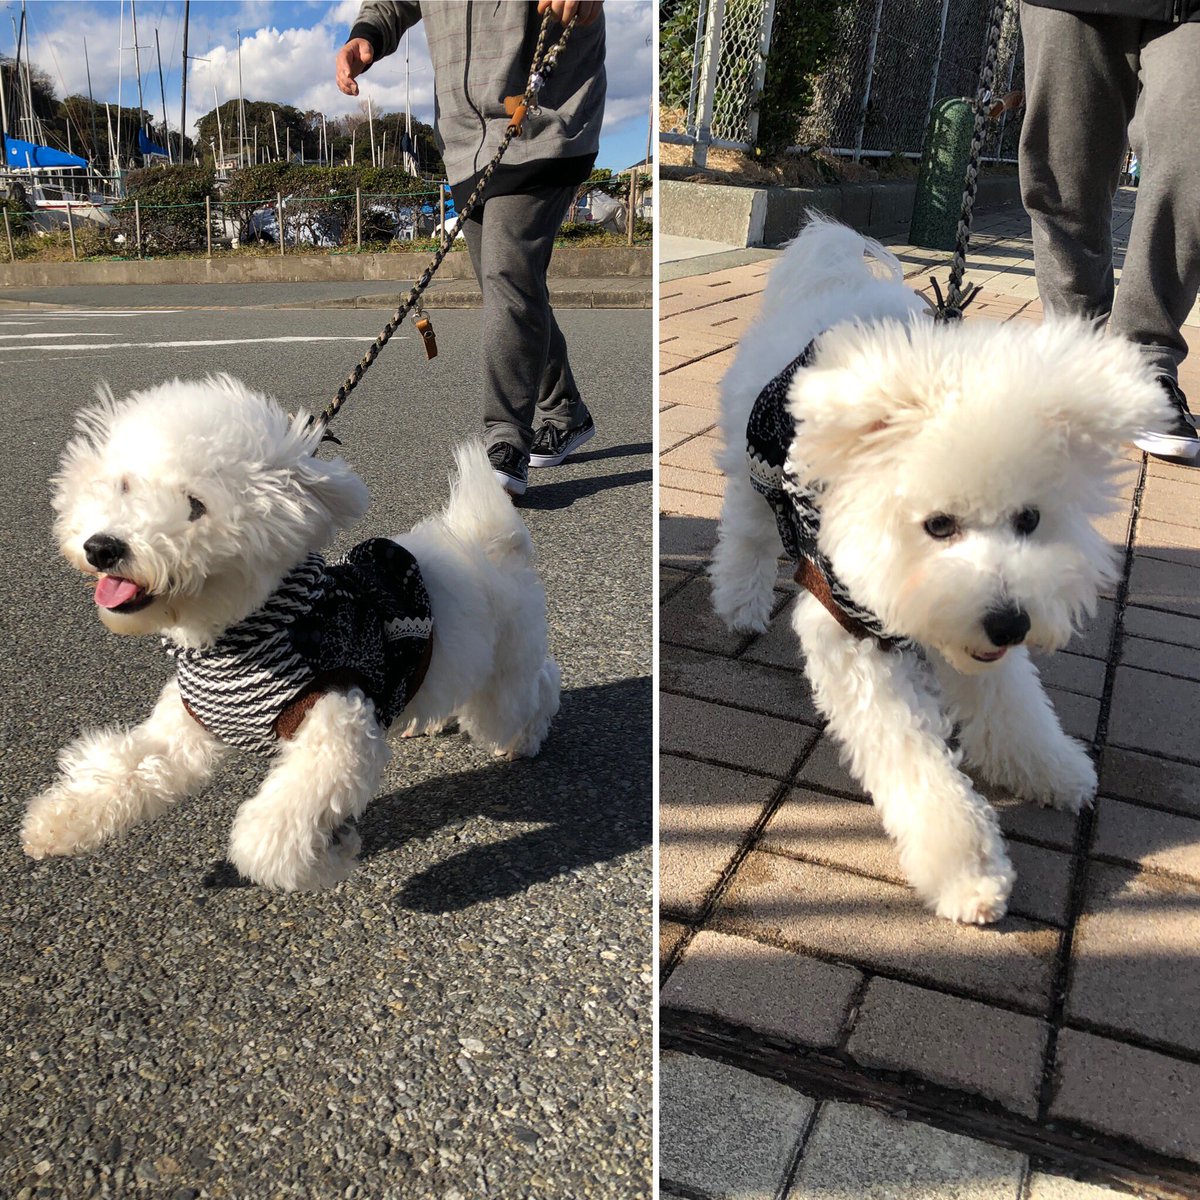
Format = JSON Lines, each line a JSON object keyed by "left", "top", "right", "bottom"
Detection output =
{"left": 659, "top": 191, "right": 1200, "bottom": 1198}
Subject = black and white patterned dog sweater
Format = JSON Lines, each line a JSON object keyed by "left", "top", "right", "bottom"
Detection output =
{"left": 746, "top": 340, "right": 912, "bottom": 651}
{"left": 165, "top": 539, "right": 434, "bottom": 753}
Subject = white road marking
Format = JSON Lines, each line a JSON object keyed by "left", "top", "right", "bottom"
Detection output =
{"left": 0, "top": 332, "right": 114, "bottom": 339}
{"left": 0, "top": 335, "right": 393, "bottom": 353}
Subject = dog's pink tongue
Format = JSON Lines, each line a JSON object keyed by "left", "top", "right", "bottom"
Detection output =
{"left": 94, "top": 576, "right": 142, "bottom": 609}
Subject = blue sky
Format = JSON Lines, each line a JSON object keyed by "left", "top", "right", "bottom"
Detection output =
{"left": 15, "top": 1, "right": 653, "bottom": 170}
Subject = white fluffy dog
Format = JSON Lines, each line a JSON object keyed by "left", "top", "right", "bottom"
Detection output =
{"left": 22, "top": 376, "right": 560, "bottom": 891}
{"left": 711, "top": 219, "right": 1170, "bottom": 924}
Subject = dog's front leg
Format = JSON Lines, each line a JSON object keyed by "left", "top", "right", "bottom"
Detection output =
{"left": 794, "top": 597, "right": 1014, "bottom": 924}
{"left": 227, "top": 689, "right": 389, "bottom": 892}
{"left": 711, "top": 473, "right": 784, "bottom": 633}
{"left": 935, "top": 648, "right": 1097, "bottom": 813}
{"left": 22, "top": 678, "right": 225, "bottom": 859}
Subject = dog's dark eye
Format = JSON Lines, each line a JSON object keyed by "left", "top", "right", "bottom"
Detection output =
{"left": 1013, "top": 507, "right": 1040, "bottom": 536}
{"left": 923, "top": 513, "right": 960, "bottom": 540}
{"left": 120, "top": 478, "right": 130, "bottom": 494}
{"left": 188, "top": 495, "right": 207, "bottom": 522}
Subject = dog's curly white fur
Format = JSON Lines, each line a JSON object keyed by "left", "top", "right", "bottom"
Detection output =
{"left": 711, "top": 219, "right": 1171, "bottom": 924}
{"left": 23, "top": 375, "right": 560, "bottom": 891}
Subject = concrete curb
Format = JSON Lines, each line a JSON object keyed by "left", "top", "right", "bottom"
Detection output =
{"left": 0, "top": 244, "right": 650, "bottom": 289}
{"left": 0, "top": 279, "right": 652, "bottom": 311}
{"left": 661, "top": 176, "right": 1023, "bottom": 248}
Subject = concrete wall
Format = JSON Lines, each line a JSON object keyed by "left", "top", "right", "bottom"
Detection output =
{"left": 0, "top": 244, "right": 650, "bottom": 289}
{"left": 662, "top": 176, "right": 1023, "bottom": 249}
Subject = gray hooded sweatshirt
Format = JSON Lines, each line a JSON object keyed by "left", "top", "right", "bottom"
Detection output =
{"left": 348, "top": 1, "right": 606, "bottom": 206}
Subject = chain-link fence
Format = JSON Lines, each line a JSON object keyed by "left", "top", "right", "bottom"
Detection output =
{"left": 661, "top": 0, "right": 1023, "bottom": 166}
{"left": 660, "top": 0, "right": 776, "bottom": 164}
{"left": 797, "top": 0, "right": 1022, "bottom": 160}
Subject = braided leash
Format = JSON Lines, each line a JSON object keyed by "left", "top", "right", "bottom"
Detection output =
{"left": 933, "top": 0, "right": 1009, "bottom": 322}
{"left": 314, "top": 11, "right": 577, "bottom": 432}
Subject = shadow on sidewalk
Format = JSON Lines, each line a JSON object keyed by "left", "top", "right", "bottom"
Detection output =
{"left": 360, "top": 675, "right": 652, "bottom": 912}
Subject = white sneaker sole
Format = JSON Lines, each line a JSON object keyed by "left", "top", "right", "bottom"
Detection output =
{"left": 529, "top": 423, "right": 596, "bottom": 468}
{"left": 492, "top": 469, "right": 527, "bottom": 496}
{"left": 1134, "top": 429, "right": 1200, "bottom": 460}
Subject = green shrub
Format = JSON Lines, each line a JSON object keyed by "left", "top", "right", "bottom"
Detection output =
{"left": 114, "top": 165, "right": 216, "bottom": 254}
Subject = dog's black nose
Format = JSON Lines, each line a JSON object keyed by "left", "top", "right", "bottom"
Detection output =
{"left": 983, "top": 605, "right": 1031, "bottom": 647}
{"left": 83, "top": 533, "right": 128, "bottom": 572}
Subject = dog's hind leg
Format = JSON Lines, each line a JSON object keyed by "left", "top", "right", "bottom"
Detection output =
{"left": 227, "top": 689, "right": 389, "bottom": 891}
{"left": 795, "top": 596, "right": 1014, "bottom": 925}
{"left": 710, "top": 473, "right": 782, "bottom": 633}
{"left": 935, "top": 648, "right": 1097, "bottom": 814}
{"left": 22, "top": 678, "right": 226, "bottom": 859}
{"left": 458, "top": 653, "right": 562, "bottom": 760}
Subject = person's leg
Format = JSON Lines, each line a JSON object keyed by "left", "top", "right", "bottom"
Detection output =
{"left": 528, "top": 314, "right": 596, "bottom": 467}
{"left": 1111, "top": 21, "right": 1200, "bottom": 385}
{"left": 468, "top": 185, "right": 576, "bottom": 454}
{"left": 1018, "top": 4, "right": 1140, "bottom": 321}
{"left": 536, "top": 313, "right": 588, "bottom": 431}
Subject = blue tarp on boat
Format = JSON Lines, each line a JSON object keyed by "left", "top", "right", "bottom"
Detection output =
{"left": 138, "top": 129, "right": 169, "bottom": 158}
{"left": 4, "top": 135, "right": 87, "bottom": 170}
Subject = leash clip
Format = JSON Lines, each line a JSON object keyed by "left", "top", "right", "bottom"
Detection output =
{"left": 413, "top": 306, "right": 438, "bottom": 361}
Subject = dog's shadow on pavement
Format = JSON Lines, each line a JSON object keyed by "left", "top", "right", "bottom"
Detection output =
{"left": 357, "top": 676, "right": 652, "bottom": 912}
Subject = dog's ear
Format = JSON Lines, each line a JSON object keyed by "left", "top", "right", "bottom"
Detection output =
{"left": 1027, "top": 322, "right": 1173, "bottom": 462}
{"left": 786, "top": 361, "right": 929, "bottom": 483}
{"left": 289, "top": 454, "right": 370, "bottom": 536}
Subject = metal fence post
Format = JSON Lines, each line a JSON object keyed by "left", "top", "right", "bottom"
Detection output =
{"left": 683, "top": 0, "right": 710, "bottom": 138}
{"left": 134, "top": 199, "right": 143, "bottom": 259}
{"left": 66, "top": 200, "right": 77, "bottom": 260}
{"left": 355, "top": 187, "right": 362, "bottom": 249}
{"left": 438, "top": 186, "right": 445, "bottom": 238}
{"left": 745, "top": 0, "right": 778, "bottom": 148}
{"left": 3, "top": 210, "right": 13, "bottom": 262}
{"left": 692, "top": 0, "right": 726, "bottom": 168}
{"left": 277, "top": 192, "right": 285, "bottom": 256}
{"left": 852, "top": 0, "right": 886, "bottom": 163}
{"left": 205, "top": 195, "right": 212, "bottom": 258}
{"left": 921, "top": 0, "right": 953, "bottom": 150}
{"left": 626, "top": 170, "right": 636, "bottom": 245}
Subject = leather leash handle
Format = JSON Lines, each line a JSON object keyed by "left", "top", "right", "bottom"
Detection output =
{"left": 414, "top": 315, "right": 438, "bottom": 360}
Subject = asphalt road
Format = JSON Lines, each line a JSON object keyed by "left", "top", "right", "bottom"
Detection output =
{"left": 0, "top": 303, "right": 653, "bottom": 1199}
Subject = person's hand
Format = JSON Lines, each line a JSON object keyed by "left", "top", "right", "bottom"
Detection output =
{"left": 335, "top": 38, "right": 374, "bottom": 96}
{"left": 536, "top": 0, "right": 603, "bottom": 27}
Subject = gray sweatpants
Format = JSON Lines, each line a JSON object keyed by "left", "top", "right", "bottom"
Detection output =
{"left": 1019, "top": 4, "right": 1200, "bottom": 379}
{"left": 460, "top": 184, "right": 590, "bottom": 452}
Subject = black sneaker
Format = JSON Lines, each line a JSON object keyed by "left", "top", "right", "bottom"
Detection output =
{"left": 487, "top": 442, "right": 528, "bottom": 496}
{"left": 529, "top": 414, "right": 596, "bottom": 468}
{"left": 1135, "top": 376, "right": 1200, "bottom": 462}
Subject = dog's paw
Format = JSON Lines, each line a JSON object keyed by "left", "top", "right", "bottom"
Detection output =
{"left": 229, "top": 821, "right": 361, "bottom": 892}
{"left": 933, "top": 867, "right": 1014, "bottom": 925}
{"left": 717, "top": 596, "right": 771, "bottom": 635}
{"left": 21, "top": 787, "right": 108, "bottom": 859}
{"left": 1032, "top": 738, "right": 1098, "bottom": 814}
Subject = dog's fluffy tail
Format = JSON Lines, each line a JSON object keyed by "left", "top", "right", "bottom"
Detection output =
{"left": 442, "top": 441, "right": 535, "bottom": 567}
{"left": 763, "top": 211, "right": 906, "bottom": 314}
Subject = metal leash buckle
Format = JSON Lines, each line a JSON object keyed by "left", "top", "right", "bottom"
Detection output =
{"left": 526, "top": 71, "right": 546, "bottom": 118}
{"left": 412, "top": 306, "right": 438, "bottom": 361}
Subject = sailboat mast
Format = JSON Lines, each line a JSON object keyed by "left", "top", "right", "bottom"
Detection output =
{"left": 236, "top": 28, "right": 245, "bottom": 168}
{"left": 130, "top": 0, "right": 146, "bottom": 138}
{"left": 84, "top": 37, "right": 101, "bottom": 167}
{"left": 212, "top": 80, "right": 224, "bottom": 168}
{"left": 179, "top": 0, "right": 189, "bottom": 165}
{"left": 155, "top": 28, "right": 171, "bottom": 163}
{"left": 115, "top": 0, "right": 124, "bottom": 166}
